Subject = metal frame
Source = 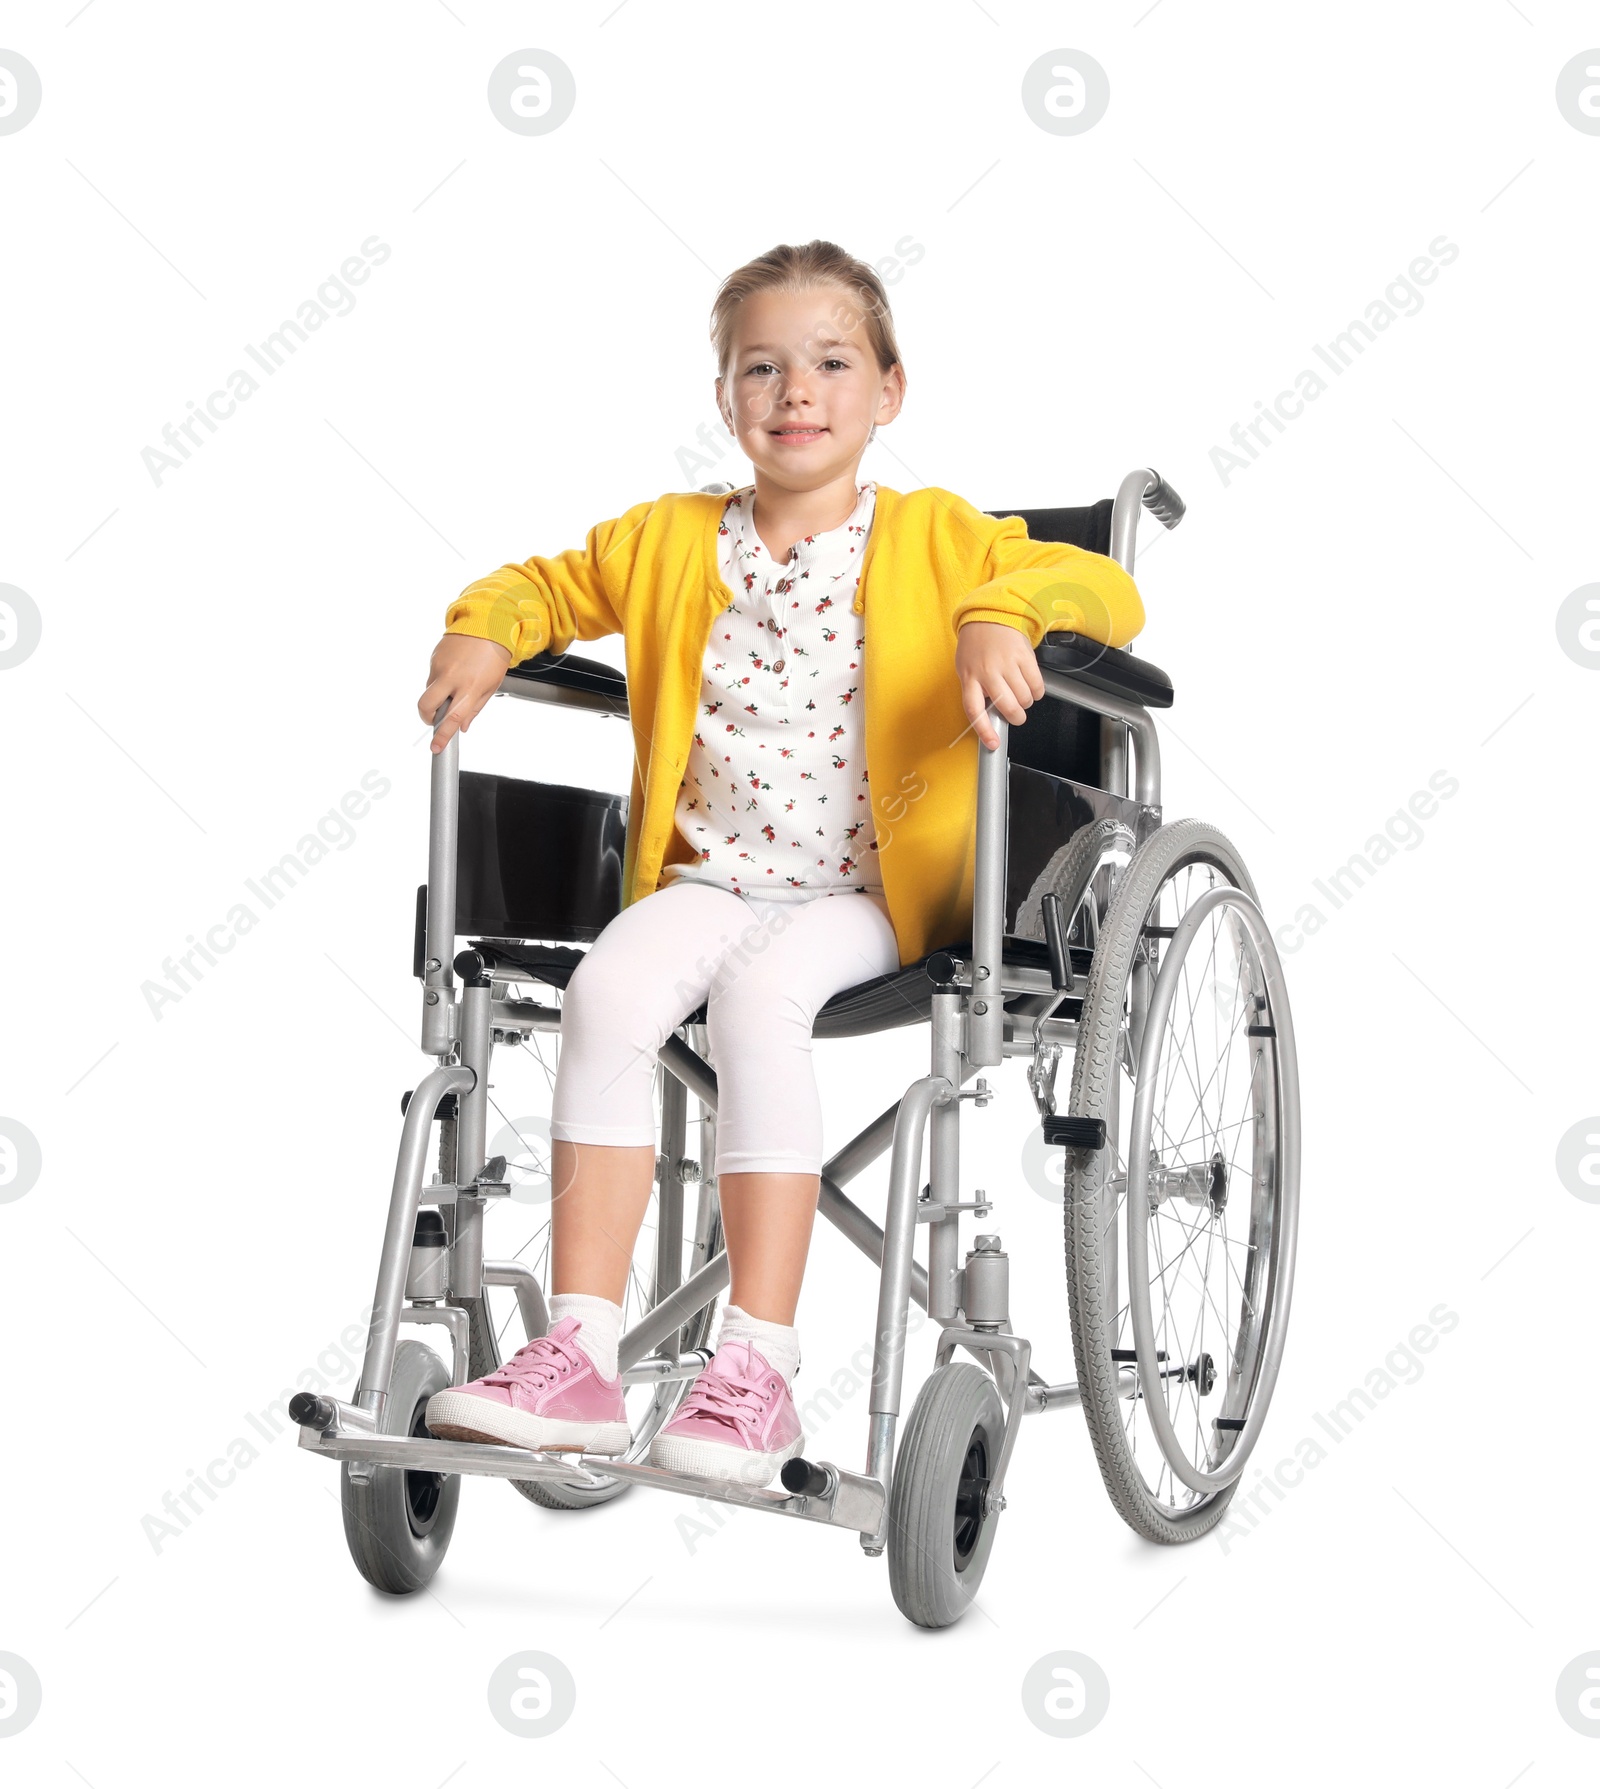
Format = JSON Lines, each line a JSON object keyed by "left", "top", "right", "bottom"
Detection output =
{"left": 297, "top": 467, "right": 1190, "bottom": 1544}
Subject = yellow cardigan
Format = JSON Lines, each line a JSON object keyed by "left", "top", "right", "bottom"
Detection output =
{"left": 444, "top": 485, "right": 1144, "bottom": 967}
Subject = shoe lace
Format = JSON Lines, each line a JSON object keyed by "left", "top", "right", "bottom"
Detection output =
{"left": 680, "top": 1350, "right": 771, "bottom": 1431}
{"left": 481, "top": 1330, "right": 583, "bottom": 1393}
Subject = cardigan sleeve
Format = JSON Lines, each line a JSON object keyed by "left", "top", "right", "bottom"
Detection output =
{"left": 444, "top": 496, "right": 656, "bottom": 664}
{"left": 950, "top": 511, "right": 1145, "bottom": 650}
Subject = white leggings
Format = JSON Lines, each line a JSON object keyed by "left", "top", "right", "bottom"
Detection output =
{"left": 549, "top": 880, "right": 902, "bottom": 1177}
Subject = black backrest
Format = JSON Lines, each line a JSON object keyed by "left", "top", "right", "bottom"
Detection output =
{"left": 455, "top": 770, "right": 627, "bottom": 943}
{"left": 986, "top": 498, "right": 1114, "bottom": 557}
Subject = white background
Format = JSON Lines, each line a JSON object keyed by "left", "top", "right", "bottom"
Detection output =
{"left": 3, "top": 2, "right": 1597, "bottom": 1783}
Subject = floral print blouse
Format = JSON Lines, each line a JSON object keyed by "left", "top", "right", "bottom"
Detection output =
{"left": 659, "top": 481, "right": 882, "bottom": 902}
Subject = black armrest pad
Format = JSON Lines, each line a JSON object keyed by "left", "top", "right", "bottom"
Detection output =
{"left": 1036, "top": 632, "right": 1173, "bottom": 710}
{"left": 505, "top": 650, "right": 629, "bottom": 702}
{"left": 504, "top": 637, "right": 1170, "bottom": 715}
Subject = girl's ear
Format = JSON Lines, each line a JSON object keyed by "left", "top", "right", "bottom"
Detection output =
{"left": 877, "top": 361, "right": 906, "bottom": 425}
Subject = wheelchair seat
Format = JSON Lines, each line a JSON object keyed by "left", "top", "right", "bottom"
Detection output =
{"left": 464, "top": 932, "right": 1082, "bottom": 1040}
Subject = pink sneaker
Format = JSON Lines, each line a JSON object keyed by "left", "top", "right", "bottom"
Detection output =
{"left": 424, "top": 1316, "right": 630, "bottom": 1455}
{"left": 648, "top": 1340, "right": 804, "bottom": 1488}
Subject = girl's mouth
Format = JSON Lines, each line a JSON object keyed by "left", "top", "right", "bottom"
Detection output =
{"left": 770, "top": 427, "right": 827, "bottom": 443}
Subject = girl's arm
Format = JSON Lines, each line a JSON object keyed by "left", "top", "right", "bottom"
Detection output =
{"left": 417, "top": 497, "right": 654, "bottom": 752}
{"left": 950, "top": 508, "right": 1147, "bottom": 751}
{"left": 444, "top": 496, "right": 656, "bottom": 662}
{"left": 955, "top": 620, "right": 1044, "bottom": 752}
{"left": 950, "top": 518, "right": 1145, "bottom": 649}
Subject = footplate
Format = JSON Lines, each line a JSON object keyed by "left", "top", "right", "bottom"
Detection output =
{"left": 298, "top": 1425, "right": 611, "bottom": 1490}
{"left": 297, "top": 1424, "right": 886, "bottom": 1535}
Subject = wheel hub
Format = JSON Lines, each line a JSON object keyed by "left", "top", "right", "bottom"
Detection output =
{"left": 1141, "top": 1152, "right": 1227, "bottom": 1212}
{"left": 1184, "top": 1350, "right": 1217, "bottom": 1397}
{"left": 952, "top": 1432, "right": 991, "bottom": 1566}
{"left": 1208, "top": 1151, "right": 1228, "bottom": 1216}
{"left": 405, "top": 1404, "right": 445, "bottom": 1535}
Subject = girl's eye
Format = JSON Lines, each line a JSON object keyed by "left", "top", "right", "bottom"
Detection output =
{"left": 744, "top": 358, "right": 849, "bottom": 375}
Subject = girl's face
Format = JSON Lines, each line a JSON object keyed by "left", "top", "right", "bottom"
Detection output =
{"left": 717, "top": 284, "right": 904, "bottom": 490}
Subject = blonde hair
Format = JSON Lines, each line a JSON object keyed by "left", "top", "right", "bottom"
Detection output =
{"left": 710, "top": 240, "right": 904, "bottom": 388}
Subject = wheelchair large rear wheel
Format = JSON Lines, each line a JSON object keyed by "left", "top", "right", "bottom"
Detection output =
{"left": 1063, "top": 819, "right": 1300, "bottom": 1543}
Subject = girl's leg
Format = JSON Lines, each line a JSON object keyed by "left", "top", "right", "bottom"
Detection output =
{"left": 647, "top": 890, "right": 901, "bottom": 1485}
{"left": 715, "top": 1172, "right": 820, "bottom": 1325}
{"left": 548, "top": 1141, "right": 657, "bottom": 1308}
{"left": 548, "top": 880, "right": 751, "bottom": 1302}
{"left": 704, "top": 889, "right": 902, "bottom": 1326}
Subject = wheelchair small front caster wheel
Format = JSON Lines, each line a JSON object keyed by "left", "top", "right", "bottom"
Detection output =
{"left": 886, "top": 1363, "right": 1005, "bottom": 1629}
{"left": 340, "top": 1340, "right": 460, "bottom": 1594}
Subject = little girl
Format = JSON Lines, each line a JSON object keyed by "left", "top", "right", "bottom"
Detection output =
{"left": 416, "top": 240, "right": 1143, "bottom": 1488}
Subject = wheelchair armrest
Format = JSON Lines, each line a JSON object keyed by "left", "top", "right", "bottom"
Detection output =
{"left": 500, "top": 638, "right": 1168, "bottom": 718}
{"left": 1036, "top": 632, "right": 1174, "bottom": 711}
{"left": 505, "top": 649, "right": 629, "bottom": 705}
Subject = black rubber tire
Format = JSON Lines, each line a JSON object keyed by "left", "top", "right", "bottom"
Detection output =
{"left": 886, "top": 1364, "right": 1006, "bottom": 1630}
{"left": 340, "top": 1340, "right": 460, "bottom": 1594}
{"left": 1064, "top": 818, "right": 1261, "bottom": 1544}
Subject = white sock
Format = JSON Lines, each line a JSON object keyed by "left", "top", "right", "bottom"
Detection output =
{"left": 716, "top": 1303, "right": 801, "bottom": 1387}
{"left": 546, "top": 1292, "right": 623, "bottom": 1381}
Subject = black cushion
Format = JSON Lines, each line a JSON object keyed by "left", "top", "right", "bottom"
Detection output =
{"left": 513, "top": 629, "right": 1172, "bottom": 715}
{"left": 504, "top": 650, "right": 626, "bottom": 703}
{"left": 1035, "top": 633, "right": 1174, "bottom": 710}
{"left": 468, "top": 935, "right": 1078, "bottom": 1041}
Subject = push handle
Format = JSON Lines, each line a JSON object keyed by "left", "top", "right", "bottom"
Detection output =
{"left": 1140, "top": 470, "right": 1185, "bottom": 530}
{"left": 1110, "top": 467, "right": 1186, "bottom": 574}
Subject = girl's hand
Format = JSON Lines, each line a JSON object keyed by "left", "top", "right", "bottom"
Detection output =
{"left": 956, "top": 620, "right": 1045, "bottom": 751}
{"left": 418, "top": 633, "right": 513, "bottom": 754}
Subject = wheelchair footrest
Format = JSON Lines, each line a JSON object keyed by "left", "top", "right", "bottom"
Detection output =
{"left": 298, "top": 1422, "right": 886, "bottom": 1535}
{"left": 588, "top": 1457, "right": 886, "bottom": 1536}
{"left": 297, "top": 1425, "right": 613, "bottom": 1487}
{"left": 1042, "top": 1114, "right": 1107, "bottom": 1150}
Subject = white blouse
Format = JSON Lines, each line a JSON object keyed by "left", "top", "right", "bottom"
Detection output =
{"left": 660, "top": 481, "right": 883, "bottom": 902}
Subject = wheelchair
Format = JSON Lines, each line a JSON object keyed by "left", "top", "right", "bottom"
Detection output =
{"left": 290, "top": 467, "right": 1301, "bottom": 1630}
